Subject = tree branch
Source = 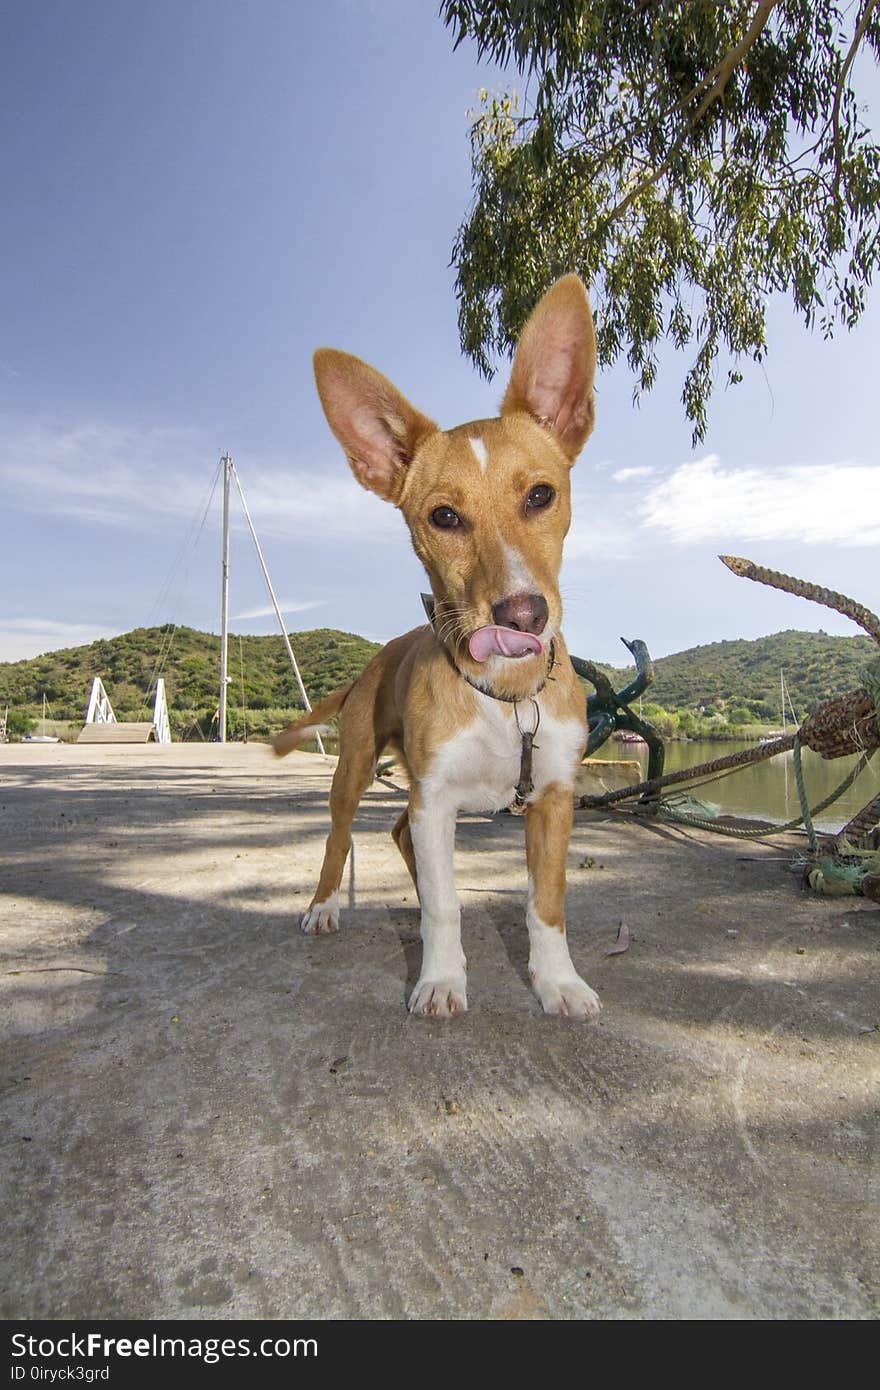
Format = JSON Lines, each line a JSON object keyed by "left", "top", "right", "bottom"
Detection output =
{"left": 605, "top": 0, "right": 782, "bottom": 222}
{"left": 831, "top": 0, "right": 880, "bottom": 199}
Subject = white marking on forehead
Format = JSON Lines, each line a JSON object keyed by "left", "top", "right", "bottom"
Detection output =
{"left": 468, "top": 435, "right": 489, "bottom": 474}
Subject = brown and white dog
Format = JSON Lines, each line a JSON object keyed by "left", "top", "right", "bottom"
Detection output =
{"left": 274, "top": 275, "right": 601, "bottom": 1021}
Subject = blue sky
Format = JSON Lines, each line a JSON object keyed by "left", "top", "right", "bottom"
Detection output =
{"left": 1, "top": 0, "right": 877, "bottom": 678}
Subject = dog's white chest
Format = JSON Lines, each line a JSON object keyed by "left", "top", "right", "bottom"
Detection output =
{"left": 421, "top": 697, "right": 586, "bottom": 814}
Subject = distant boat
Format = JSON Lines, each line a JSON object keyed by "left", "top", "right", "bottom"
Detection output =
{"left": 615, "top": 694, "right": 648, "bottom": 743}
{"left": 759, "top": 671, "right": 799, "bottom": 744}
{"left": 21, "top": 694, "right": 60, "bottom": 744}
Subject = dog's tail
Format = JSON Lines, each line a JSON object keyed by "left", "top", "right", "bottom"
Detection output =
{"left": 271, "top": 683, "right": 354, "bottom": 757}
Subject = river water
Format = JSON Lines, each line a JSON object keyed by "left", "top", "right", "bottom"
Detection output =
{"left": 598, "top": 738, "right": 878, "bottom": 833}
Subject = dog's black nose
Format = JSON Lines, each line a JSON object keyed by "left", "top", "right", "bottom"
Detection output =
{"left": 492, "top": 592, "right": 548, "bottom": 635}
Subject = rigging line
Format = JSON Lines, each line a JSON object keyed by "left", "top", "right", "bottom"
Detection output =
{"left": 191, "top": 456, "right": 225, "bottom": 550}
{"left": 139, "top": 626, "right": 179, "bottom": 723}
{"left": 229, "top": 460, "right": 326, "bottom": 757}
{"left": 239, "top": 635, "right": 248, "bottom": 743}
{"left": 142, "top": 455, "right": 223, "bottom": 635}
{"left": 142, "top": 613, "right": 180, "bottom": 701}
{"left": 143, "top": 456, "right": 223, "bottom": 643}
{"left": 148, "top": 454, "right": 224, "bottom": 689}
{"left": 139, "top": 457, "right": 224, "bottom": 713}
{"left": 786, "top": 687, "right": 800, "bottom": 728}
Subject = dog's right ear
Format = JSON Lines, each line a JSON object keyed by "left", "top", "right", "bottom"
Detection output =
{"left": 313, "top": 349, "right": 438, "bottom": 503}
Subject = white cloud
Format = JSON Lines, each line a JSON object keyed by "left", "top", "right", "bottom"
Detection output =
{"left": 564, "top": 514, "right": 637, "bottom": 563}
{"left": 563, "top": 473, "right": 638, "bottom": 562}
{"left": 611, "top": 465, "right": 655, "bottom": 483}
{"left": 0, "top": 416, "right": 398, "bottom": 541}
{"left": 0, "top": 420, "right": 208, "bottom": 527}
{"left": 232, "top": 464, "right": 398, "bottom": 541}
{"left": 229, "top": 598, "right": 328, "bottom": 621}
{"left": 0, "top": 618, "right": 116, "bottom": 663}
{"left": 639, "top": 455, "right": 880, "bottom": 547}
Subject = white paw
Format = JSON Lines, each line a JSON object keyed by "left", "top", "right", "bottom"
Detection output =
{"left": 408, "top": 975, "right": 468, "bottom": 1018}
{"left": 531, "top": 971, "right": 601, "bottom": 1020}
{"left": 300, "top": 894, "right": 339, "bottom": 935}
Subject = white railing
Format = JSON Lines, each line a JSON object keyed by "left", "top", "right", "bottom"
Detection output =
{"left": 153, "top": 679, "right": 171, "bottom": 745}
{"left": 84, "top": 677, "right": 117, "bottom": 725}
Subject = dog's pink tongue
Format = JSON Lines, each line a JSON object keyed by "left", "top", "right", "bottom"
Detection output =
{"left": 468, "top": 626, "right": 543, "bottom": 662}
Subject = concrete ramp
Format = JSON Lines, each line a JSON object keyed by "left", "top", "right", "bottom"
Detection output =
{"left": 77, "top": 721, "right": 157, "bottom": 743}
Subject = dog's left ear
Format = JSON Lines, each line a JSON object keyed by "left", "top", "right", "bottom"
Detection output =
{"left": 501, "top": 275, "right": 597, "bottom": 461}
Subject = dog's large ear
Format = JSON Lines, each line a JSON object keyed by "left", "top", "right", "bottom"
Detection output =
{"left": 501, "top": 275, "right": 597, "bottom": 461}
{"left": 313, "top": 349, "right": 438, "bottom": 503}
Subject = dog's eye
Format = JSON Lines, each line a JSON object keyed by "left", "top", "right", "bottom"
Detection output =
{"left": 430, "top": 506, "right": 462, "bottom": 529}
{"left": 526, "top": 484, "right": 554, "bottom": 511}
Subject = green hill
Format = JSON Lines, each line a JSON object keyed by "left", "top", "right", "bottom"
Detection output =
{"left": 603, "top": 628, "right": 875, "bottom": 721}
{"left": 0, "top": 623, "right": 873, "bottom": 739}
{"left": 0, "top": 625, "right": 381, "bottom": 736}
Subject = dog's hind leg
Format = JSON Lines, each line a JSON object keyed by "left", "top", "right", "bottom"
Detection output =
{"left": 391, "top": 809, "right": 419, "bottom": 894}
{"left": 301, "top": 741, "right": 378, "bottom": 935}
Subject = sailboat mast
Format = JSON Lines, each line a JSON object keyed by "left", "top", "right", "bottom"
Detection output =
{"left": 230, "top": 462, "right": 326, "bottom": 757}
{"left": 218, "top": 454, "right": 232, "bottom": 744}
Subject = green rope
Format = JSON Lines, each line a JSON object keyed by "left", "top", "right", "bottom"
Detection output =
{"left": 580, "top": 734, "right": 794, "bottom": 808}
{"left": 656, "top": 747, "right": 875, "bottom": 841}
{"left": 656, "top": 811, "right": 781, "bottom": 839}
{"left": 663, "top": 739, "right": 879, "bottom": 899}
{"left": 792, "top": 734, "right": 819, "bottom": 855}
{"left": 805, "top": 857, "right": 870, "bottom": 896}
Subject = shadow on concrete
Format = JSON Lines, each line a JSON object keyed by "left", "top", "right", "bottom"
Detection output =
{"left": 1, "top": 749, "right": 878, "bottom": 1319}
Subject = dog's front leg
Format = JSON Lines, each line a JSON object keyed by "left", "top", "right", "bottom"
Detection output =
{"left": 525, "top": 782, "right": 601, "bottom": 1020}
{"left": 407, "top": 794, "right": 467, "bottom": 1017}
